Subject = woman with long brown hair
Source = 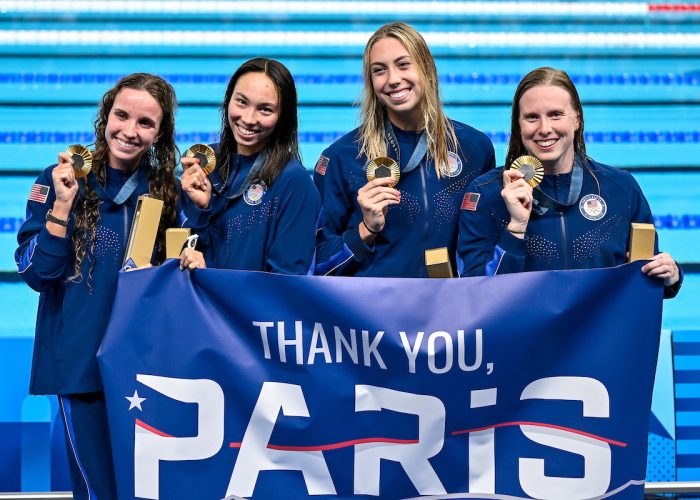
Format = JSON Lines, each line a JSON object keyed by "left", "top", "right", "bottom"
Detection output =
{"left": 16, "top": 73, "right": 179, "bottom": 498}
{"left": 457, "top": 67, "right": 681, "bottom": 297}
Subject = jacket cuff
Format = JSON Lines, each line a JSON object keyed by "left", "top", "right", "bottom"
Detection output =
{"left": 36, "top": 226, "right": 72, "bottom": 256}
{"left": 664, "top": 263, "right": 684, "bottom": 299}
{"left": 498, "top": 229, "right": 527, "bottom": 257}
{"left": 180, "top": 197, "right": 211, "bottom": 229}
{"left": 343, "top": 224, "right": 374, "bottom": 262}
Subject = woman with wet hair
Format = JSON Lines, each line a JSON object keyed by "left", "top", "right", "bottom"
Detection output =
{"left": 457, "top": 67, "right": 681, "bottom": 297}
{"left": 313, "top": 21, "right": 495, "bottom": 277}
{"left": 179, "top": 57, "right": 320, "bottom": 273}
{"left": 16, "top": 73, "right": 180, "bottom": 498}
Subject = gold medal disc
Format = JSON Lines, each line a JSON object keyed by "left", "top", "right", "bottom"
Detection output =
{"left": 510, "top": 155, "right": 544, "bottom": 188}
{"left": 184, "top": 143, "right": 217, "bottom": 175}
{"left": 66, "top": 144, "right": 93, "bottom": 179}
{"left": 366, "top": 156, "right": 400, "bottom": 187}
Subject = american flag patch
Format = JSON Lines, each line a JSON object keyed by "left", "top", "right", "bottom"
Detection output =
{"left": 461, "top": 192, "right": 480, "bottom": 211}
{"left": 28, "top": 183, "right": 50, "bottom": 204}
{"left": 315, "top": 155, "right": 329, "bottom": 175}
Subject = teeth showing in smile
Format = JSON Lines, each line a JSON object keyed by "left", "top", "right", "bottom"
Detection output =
{"left": 237, "top": 124, "right": 258, "bottom": 137}
{"left": 537, "top": 139, "right": 557, "bottom": 147}
{"left": 389, "top": 89, "right": 409, "bottom": 99}
{"left": 116, "top": 138, "right": 137, "bottom": 149}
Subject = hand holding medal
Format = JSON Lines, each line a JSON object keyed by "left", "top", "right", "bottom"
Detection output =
{"left": 358, "top": 157, "right": 401, "bottom": 240}
{"left": 52, "top": 145, "right": 89, "bottom": 208}
{"left": 502, "top": 155, "right": 542, "bottom": 236}
{"left": 181, "top": 144, "right": 215, "bottom": 209}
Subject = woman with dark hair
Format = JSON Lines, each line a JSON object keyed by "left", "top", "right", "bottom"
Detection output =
{"left": 313, "top": 22, "right": 495, "bottom": 277}
{"left": 180, "top": 57, "right": 320, "bottom": 273}
{"left": 15, "top": 73, "right": 180, "bottom": 498}
{"left": 457, "top": 67, "right": 681, "bottom": 296}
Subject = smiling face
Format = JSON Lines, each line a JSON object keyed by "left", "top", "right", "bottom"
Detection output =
{"left": 105, "top": 88, "right": 163, "bottom": 171}
{"left": 518, "top": 84, "right": 580, "bottom": 175}
{"left": 368, "top": 36, "right": 424, "bottom": 130}
{"left": 227, "top": 71, "right": 280, "bottom": 156}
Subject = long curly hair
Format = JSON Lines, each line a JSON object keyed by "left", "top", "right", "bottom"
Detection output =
{"left": 69, "top": 73, "right": 179, "bottom": 283}
{"left": 217, "top": 57, "right": 300, "bottom": 186}
{"left": 505, "top": 67, "right": 586, "bottom": 169}
{"left": 359, "top": 22, "right": 458, "bottom": 177}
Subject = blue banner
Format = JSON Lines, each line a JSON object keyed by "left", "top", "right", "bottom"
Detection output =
{"left": 98, "top": 260, "right": 663, "bottom": 499}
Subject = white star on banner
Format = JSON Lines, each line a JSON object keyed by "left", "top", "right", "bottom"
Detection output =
{"left": 126, "top": 390, "right": 146, "bottom": 411}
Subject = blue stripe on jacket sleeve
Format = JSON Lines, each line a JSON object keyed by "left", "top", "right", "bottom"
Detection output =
{"left": 17, "top": 235, "right": 39, "bottom": 273}
{"left": 485, "top": 245, "right": 506, "bottom": 276}
{"left": 315, "top": 244, "right": 354, "bottom": 276}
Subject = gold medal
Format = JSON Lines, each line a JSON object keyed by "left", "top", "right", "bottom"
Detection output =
{"left": 184, "top": 143, "right": 217, "bottom": 175}
{"left": 510, "top": 155, "right": 543, "bottom": 188}
{"left": 66, "top": 144, "right": 93, "bottom": 179}
{"left": 366, "top": 156, "right": 400, "bottom": 187}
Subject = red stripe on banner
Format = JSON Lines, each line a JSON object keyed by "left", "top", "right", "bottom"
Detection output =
{"left": 229, "top": 437, "right": 419, "bottom": 451}
{"left": 649, "top": 3, "right": 700, "bottom": 11}
{"left": 451, "top": 421, "right": 627, "bottom": 447}
{"left": 135, "top": 418, "right": 174, "bottom": 437}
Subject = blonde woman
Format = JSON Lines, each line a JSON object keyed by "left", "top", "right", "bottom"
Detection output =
{"left": 314, "top": 22, "right": 495, "bottom": 277}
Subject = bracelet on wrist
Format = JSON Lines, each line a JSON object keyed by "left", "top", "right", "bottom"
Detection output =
{"left": 46, "top": 209, "right": 69, "bottom": 227}
{"left": 507, "top": 227, "right": 526, "bottom": 235}
{"left": 362, "top": 219, "right": 381, "bottom": 235}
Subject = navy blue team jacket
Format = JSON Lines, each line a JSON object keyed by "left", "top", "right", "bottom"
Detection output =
{"left": 313, "top": 120, "right": 495, "bottom": 277}
{"left": 180, "top": 147, "right": 320, "bottom": 274}
{"left": 457, "top": 156, "right": 682, "bottom": 297}
{"left": 16, "top": 164, "right": 164, "bottom": 394}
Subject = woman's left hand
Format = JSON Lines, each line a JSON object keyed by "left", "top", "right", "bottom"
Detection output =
{"left": 641, "top": 252, "right": 680, "bottom": 286}
{"left": 179, "top": 248, "right": 207, "bottom": 271}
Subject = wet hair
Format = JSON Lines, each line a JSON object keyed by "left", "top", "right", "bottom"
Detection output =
{"left": 217, "top": 57, "right": 300, "bottom": 185}
{"left": 505, "top": 67, "right": 586, "bottom": 169}
{"left": 70, "top": 72, "right": 179, "bottom": 284}
{"left": 359, "top": 22, "right": 458, "bottom": 177}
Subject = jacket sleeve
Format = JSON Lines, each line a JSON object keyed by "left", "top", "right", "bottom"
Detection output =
{"left": 178, "top": 190, "right": 214, "bottom": 251}
{"left": 266, "top": 170, "right": 322, "bottom": 275}
{"left": 628, "top": 175, "right": 683, "bottom": 298}
{"left": 313, "top": 149, "right": 374, "bottom": 276}
{"left": 15, "top": 168, "right": 73, "bottom": 292}
{"left": 457, "top": 175, "right": 527, "bottom": 277}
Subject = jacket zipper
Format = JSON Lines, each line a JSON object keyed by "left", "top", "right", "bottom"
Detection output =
{"left": 123, "top": 204, "right": 129, "bottom": 249}
{"left": 420, "top": 164, "right": 429, "bottom": 240}
{"left": 559, "top": 211, "right": 568, "bottom": 269}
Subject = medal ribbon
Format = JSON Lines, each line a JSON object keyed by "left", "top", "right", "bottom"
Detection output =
{"left": 532, "top": 156, "right": 584, "bottom": 214}
{"left": 383, "top": 117, "right": 428, "bottom": 174}
{"left": 86, "top": 167, "right": 142, "bottom": 207}
{"left": 211, "top": 152, "right": 266, "bottom": 201}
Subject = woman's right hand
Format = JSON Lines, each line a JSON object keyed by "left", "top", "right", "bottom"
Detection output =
{"left": 52, "top": 153, "right": 79, "bottom": 209}
{"left": 179, "top": 247, "right": 207, "bottom": 271}
{"left": 357, "top": 177, "right": 401, "bottom": 241}
{"left": 181, "top": 157, "right": 212, "bottom": 209}
{"left": 501, "top": 169, "right": 533, "bottom": 237}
